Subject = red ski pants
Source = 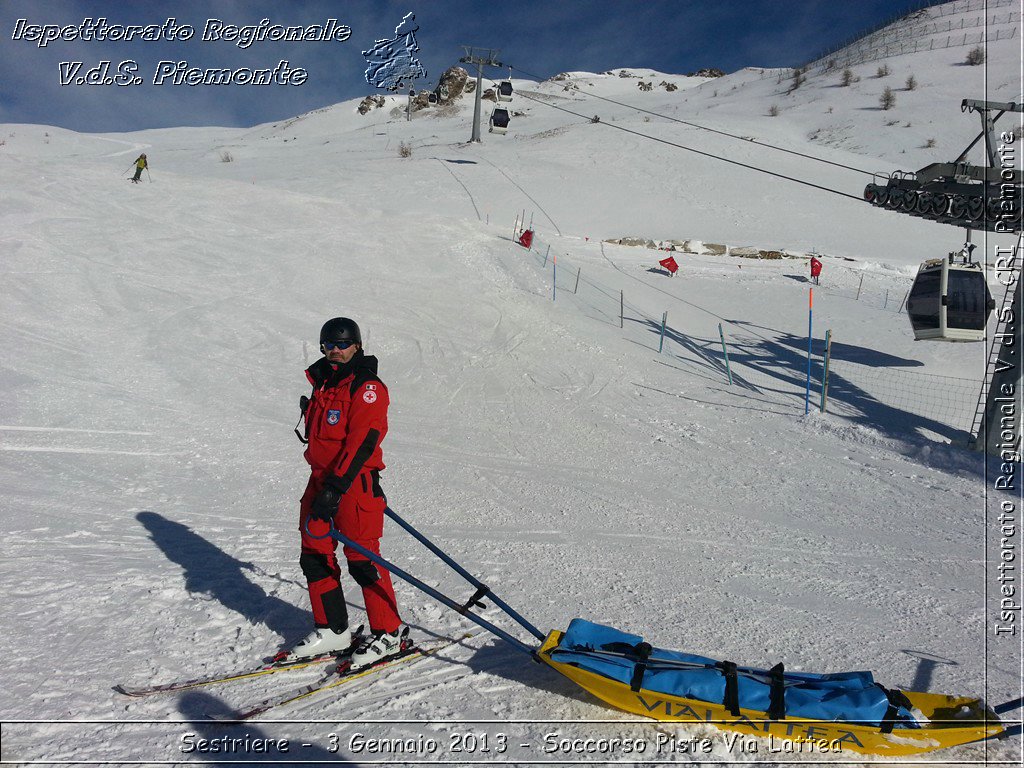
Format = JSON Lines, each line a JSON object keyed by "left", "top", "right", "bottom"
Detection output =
{"left": 299, "top": 471, "right": 401, "bottom": 634}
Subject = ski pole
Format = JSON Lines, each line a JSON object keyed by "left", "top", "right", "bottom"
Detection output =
{"left": 145, "top": 167, "right": 153, "bottom": 183}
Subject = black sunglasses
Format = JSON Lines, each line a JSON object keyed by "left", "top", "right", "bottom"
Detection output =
{"left": 323, "top": 340, "right": 356, "bottom": 351}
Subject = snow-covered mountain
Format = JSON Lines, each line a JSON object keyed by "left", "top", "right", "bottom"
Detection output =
{"left": 1, "top": 2, "right": 1020, "bottom": 764}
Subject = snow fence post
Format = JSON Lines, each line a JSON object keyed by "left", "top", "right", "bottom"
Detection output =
{"left": 718, "top": 323, "right": 733, "bottom": 385}
{"left": 856, "top": 273, "right": 864, "bottom": 301}
{"left": 820, "top": 329, "right": 832, "bottom": 413}
{"left": 620, "top": 291, "right": 624, "bottom": 329}
{"left": 658, "top": 311, "right": 668, "bottom": 353}
{"left": 512, "top": 212, "right": 519, "bottom": 244}
{"left": 898, "top": 289, "right": 909, "bottom": 314}
{"left": 543, "top": 244, "right": 550, "bottom": 267}
{"left": 574, "top": 266, "right": 581, "bottom": 294}
{"left": 805, "top": 288, "right": 813, "bottom": 415}
{"left": 552, "top": 253, "right": 557, "bottom": 302}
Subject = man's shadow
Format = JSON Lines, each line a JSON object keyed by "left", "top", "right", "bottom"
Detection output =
{"left": 136, "top": 511, "right": 309, "bottom": 645}
{"left": 178, "top": 691, "right": 364, "bottom": 766}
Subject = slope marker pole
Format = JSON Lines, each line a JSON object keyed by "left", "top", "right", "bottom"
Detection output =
{"left": 805, "top": 288, "right": 813, "bottom": 415}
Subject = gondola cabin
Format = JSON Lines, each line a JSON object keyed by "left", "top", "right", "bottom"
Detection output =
{"left": 497, "top": 80, "right": 514, "bottom": 102}
{"left": 489, "top": 107, "right": 510, "bottom": 135}
{"left": 906, "top": 257, "right": 994, "bottom": 342}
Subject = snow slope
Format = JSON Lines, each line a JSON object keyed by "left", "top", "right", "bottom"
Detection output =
{"left": 0, "top": 3, "right": 1020, "bottom": 765}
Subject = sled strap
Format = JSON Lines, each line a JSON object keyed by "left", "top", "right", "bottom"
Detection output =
{"left": 879, "top": 687, "right": 914, "bottom": 733}
{"left": 717, "top": 661, "right": 741, "bottom": 716}
{"left": 629, "top": 642, "right": 653, "bottom": 692}
{"left": 457, "top": 585, "right": 490, "bottom": 615}
{"left": 767, "top": 662, "right": 786, "bottom": 720}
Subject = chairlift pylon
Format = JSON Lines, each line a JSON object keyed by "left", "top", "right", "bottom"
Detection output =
{"left": 864, "top": 99, "right": 1022, "bottom": 234}
{"left": 906, "top": 240, "right": 995, "bottom": 342}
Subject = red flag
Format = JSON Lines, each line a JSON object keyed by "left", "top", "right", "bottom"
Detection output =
{"left": 810, "top": 256, "right": 822, "bottom": 277}
{"left": 518, "top": 229, "right": 534, "bottom": 249}
{"left": 659, "top": 256, "right": 679, "bottom": 275}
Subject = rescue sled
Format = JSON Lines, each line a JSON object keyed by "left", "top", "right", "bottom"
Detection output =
{"left": 536, "top": 620, "right": 1002, "bottom": 757}
{"left": 311, "top": 509, "right": 1004, "bottom": 757}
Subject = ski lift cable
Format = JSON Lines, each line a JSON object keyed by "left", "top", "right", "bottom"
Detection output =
{"left": 513, "top": 90, "right": 864, "bottom": 203}
{"left": 505, "top": 64, "right": 876, "bottom": 177}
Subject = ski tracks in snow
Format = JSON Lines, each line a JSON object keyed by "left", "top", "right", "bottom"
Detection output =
{"left": 0, "top": 424, "right": 169, "bottom": 457}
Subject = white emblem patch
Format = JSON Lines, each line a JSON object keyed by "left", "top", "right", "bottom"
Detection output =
{"left": 363, "top": 390, "right": 378, "bottom": 404}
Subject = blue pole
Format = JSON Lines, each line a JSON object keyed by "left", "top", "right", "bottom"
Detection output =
{"left": 658, "top": 311, "right": 667, "bottom": 353}
{"left": 805, "top": 289, "right": 813, "bottom": 415}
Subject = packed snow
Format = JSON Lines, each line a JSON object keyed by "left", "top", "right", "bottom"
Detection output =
{"left": 1, "top": 2, "right": 1021, "bottom": 765}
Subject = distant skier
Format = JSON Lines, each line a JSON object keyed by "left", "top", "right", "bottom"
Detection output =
{"left": 130, "top": 153, "right": 147, "bottom": 183}
{"left": 810, "top": 256, "right": 822, "bottom": 285}
{"left": 289, "top": 317, "right": 408, "bottom": 669}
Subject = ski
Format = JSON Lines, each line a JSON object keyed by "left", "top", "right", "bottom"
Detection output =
{"left": 114, "top": 626, "right": 365, "bottom": 698}
{"left": 219, "top": 631, "right": 477, "bottom": 720}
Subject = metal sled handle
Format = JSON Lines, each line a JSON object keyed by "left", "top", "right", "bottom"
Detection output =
{"left": 305, "top": 517, "right": 538, "bottom": 656}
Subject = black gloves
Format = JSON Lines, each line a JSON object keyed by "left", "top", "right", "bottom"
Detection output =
{"left": 310, "top": 475, "right": 351, "bottom": 521}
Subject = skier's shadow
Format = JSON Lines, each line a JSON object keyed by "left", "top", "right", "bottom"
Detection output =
{"left": 177, "top": 691, "right": 367, "bottom": 766}
{"left": 462, "top": 638, "right": 598, "bottom": 708}
{"left": 136, "top": 511, "right": 308, "bottom": 643}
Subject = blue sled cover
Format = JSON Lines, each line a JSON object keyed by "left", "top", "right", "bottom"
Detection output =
{"left": 549, "top": 619, "right": 918, "bottom": 727}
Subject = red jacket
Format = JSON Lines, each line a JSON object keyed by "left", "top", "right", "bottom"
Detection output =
{"left": 810, "top": 257, "right": 822, "bottom": 277}
{"left": 302, "top": 353, "right": 388, "bottom": 485}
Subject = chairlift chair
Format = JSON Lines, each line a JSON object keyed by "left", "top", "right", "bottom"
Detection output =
{"left": 497, "top": 80, "right": 514, "bottom": 102}
{"left": 905, "top": 249, "right": 994, "bottom": 342}
{"left": 489, "top": 107, "right": 510, "bottom": 134}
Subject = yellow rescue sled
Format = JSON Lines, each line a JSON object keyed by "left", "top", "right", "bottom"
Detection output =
{"left": 316, "top": 511, "right": 1005, "bottom": 758}
{"left": 537, "top": 630, "right": 1002, "bottom": 758}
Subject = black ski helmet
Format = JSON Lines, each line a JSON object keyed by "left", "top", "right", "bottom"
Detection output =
{"left": 319, "top": 317, "right": 361, "bottom": 346}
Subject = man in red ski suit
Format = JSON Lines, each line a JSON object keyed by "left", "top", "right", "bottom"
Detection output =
{"left": 290, "top": 317, "right": 406, "bottom": 668}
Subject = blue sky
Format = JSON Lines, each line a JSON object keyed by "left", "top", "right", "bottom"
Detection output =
{"left": 0, "top": 0, "right": 935, "bottom": 132}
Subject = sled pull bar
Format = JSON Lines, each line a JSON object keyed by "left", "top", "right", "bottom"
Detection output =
{"left": 307, "top": 519, "right": 536, "bottom": 657}
{"left": 384, "top": 506, "right": 545, "bottom": 642}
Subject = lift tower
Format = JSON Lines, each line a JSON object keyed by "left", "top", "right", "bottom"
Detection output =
{"left": 459, "top": 47, "right": 502, "bottom": 143}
